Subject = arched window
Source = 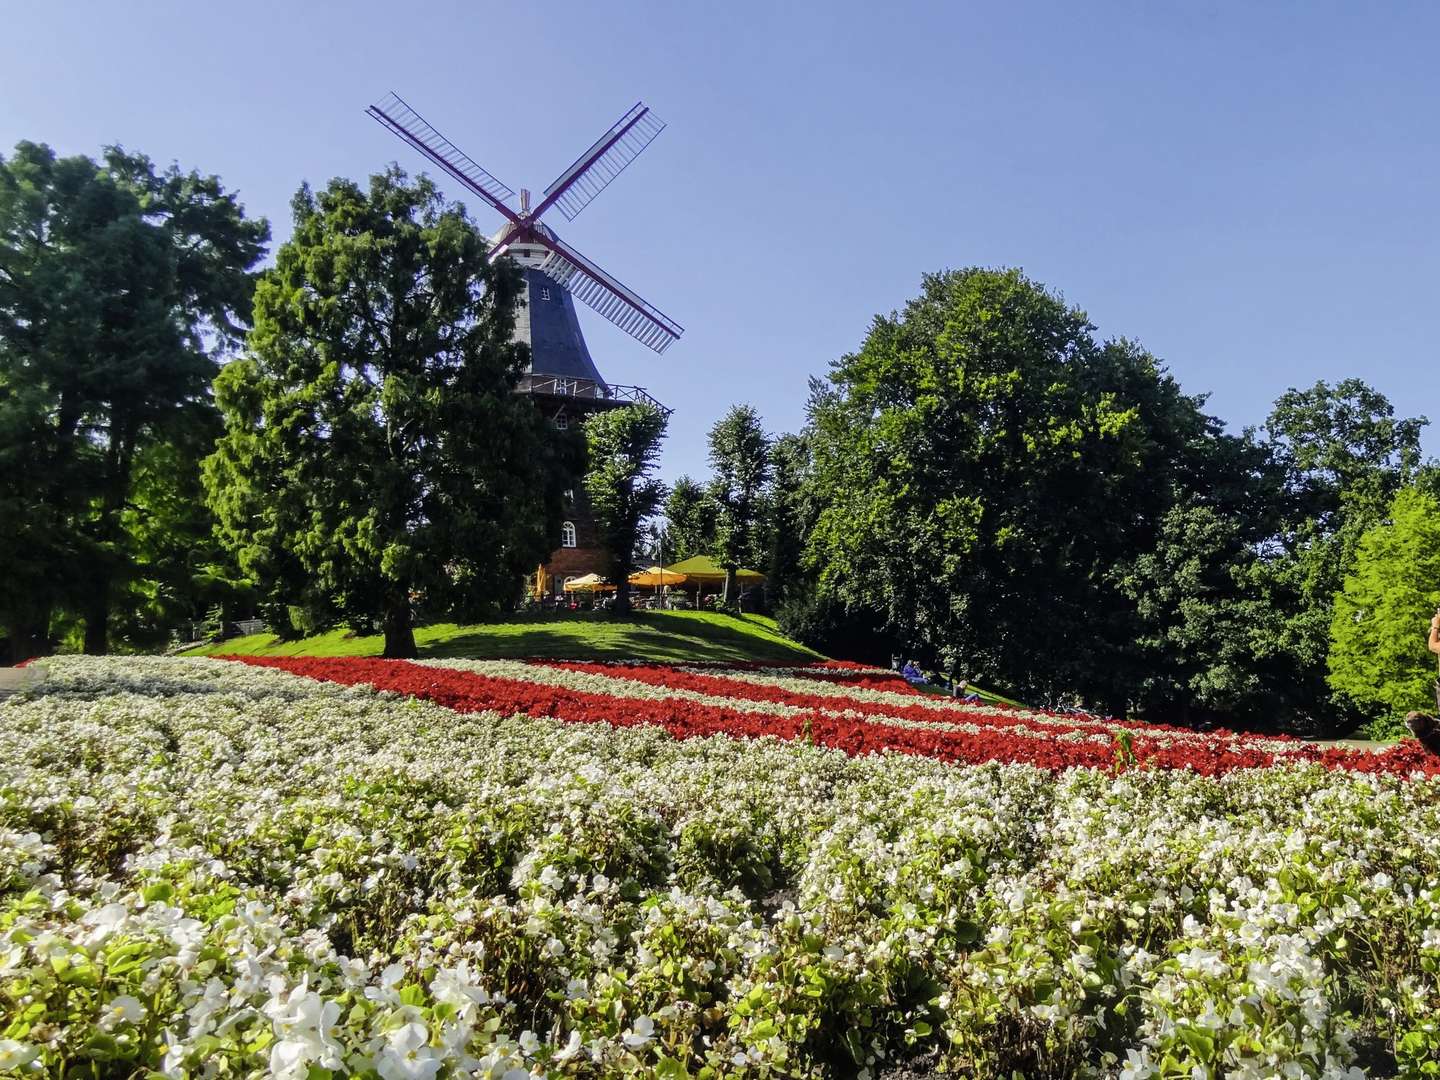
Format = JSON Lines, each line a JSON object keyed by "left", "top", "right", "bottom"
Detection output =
{"left": 554, "top": 412, "right": 569, "bottom": 430}
{"left": 561, "top": 521, "right": 577, "bottom": 548}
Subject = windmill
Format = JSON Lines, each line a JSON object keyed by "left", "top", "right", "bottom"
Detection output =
{"left": 366, "top": 91, "right": 679, "bottom": 600}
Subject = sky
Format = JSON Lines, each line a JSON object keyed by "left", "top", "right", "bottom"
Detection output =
{"left": 4, "top": 0, "right": 1438, "bottom": 480}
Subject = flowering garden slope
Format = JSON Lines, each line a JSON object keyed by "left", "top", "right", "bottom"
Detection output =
{"left": 2, "top": 657, "right": 1439, "bottom": 1078}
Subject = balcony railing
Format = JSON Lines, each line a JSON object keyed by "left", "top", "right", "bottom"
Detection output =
{"left": 517, "top": 374, "right": 671, "bottom": 415}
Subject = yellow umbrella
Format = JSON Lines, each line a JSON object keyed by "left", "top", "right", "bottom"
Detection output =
{"left": 563, "top": 573, "right": 616, "bottom": 593}
{"left": 628, "top": 566, "right": 689, "bottom": 587}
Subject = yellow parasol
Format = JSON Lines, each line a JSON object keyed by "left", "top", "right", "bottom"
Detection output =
{"left": 628, "top": 566, "right": 689, "bottom": 587}
{"left": 563, "top": 573, "right": 616, "bottom": 593}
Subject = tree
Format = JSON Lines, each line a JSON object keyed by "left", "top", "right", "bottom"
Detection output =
{"left": 0, "top": 141, "right": 268, "bottom": 660}
{"left": 707, "top": 405, "right": 772, "bottom": 606}
{"left": 761, "top": 432, "right": 813, "bottom": 603}
{"left": 664, "top": 476, "right": 717, "bottom": 562}
{"left": 804, "top": 268, "right": 1228, "bottom": 711}
{"left": 205, "top": 169, "right": 573, "bottom": 658}
{"left": 1327, "top": 486, "right": 1440, "bottom": 718}
{"left": 1252, "top": 379, "right": 1427, "bottom": 728}
{"left": 1121, "top": 502, "right": 1290, "bottom": 725}
{"left": 583, "top": 405, "right": 668, "bottom": 615}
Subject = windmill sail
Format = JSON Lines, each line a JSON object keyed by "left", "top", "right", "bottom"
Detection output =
{"left": 366, "top": 92, "right": 519, "bottom": 222}
{"left": 538, "top": 103, "right": 666, "bottom": 223}
{"left": 539, "top": 234, "right": 683, "bottom": 355}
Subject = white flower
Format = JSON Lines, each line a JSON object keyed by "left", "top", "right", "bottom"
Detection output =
{"left": 622, "top": 1015, "right": 655, "bottom": 1048}
{"left": 365, "top": 962, "right": 407, "bottom": 1006}
{"left": 518, "top": 1030, "right": 540, "bottom": 1055}
{"left": 0, "top": 1040, "right": 39, "bottom": 1071}
{"left": 264, "top": 981, "right": 344, "bottom": 1076}
{"left": 1120, "top": 1048, "right": 1155, "bottom": 1080}
{"left": 554, "top": 1031, "right": 583, "bottom": 1061}
{"left": 376, "top": 1022, "right": 441, "bottom": 1080}
{"left": 100, "top": 994, "right": 146, "bottom": 1029}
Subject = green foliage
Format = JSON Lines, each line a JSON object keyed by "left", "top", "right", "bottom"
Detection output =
{"left": 1121, "top": 502, "right": 1291, "bottom": 724}
{"left": 583, "top": 405, "right": 669, "bottom": 614}
{"left": 1217, "top": 381, "right": 1428, "bottom": 732}
{"left": 1328, "top": 485, "right": 1440, "bottom": 718}
{"left": 204, "top": 168, "right": 574, "bottom": 659}
{"left": 761, "top": 432, "right": 813, "bottom": 605}
{"left": 707, "top": 405, "right": 772, "bottom": 605}
{"left": 0, "top": 140, "right": 267, "bottom": 659}
{"left": 663, "top": 476, "right": 717, "bottom": 563}
{"left": 803, "top": 268, "right": 1222, "bottom": 710}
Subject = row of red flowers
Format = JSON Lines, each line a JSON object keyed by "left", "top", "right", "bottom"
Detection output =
{"left": 217, "top": 655, "right": 1440, "bottom": 778}
{"left": 534, "top": 660, "right": 1306, "bottom": 752}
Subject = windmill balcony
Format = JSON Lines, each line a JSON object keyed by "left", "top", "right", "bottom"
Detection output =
{"left": 516, "top": 373, "right": 671, "bottom": 416}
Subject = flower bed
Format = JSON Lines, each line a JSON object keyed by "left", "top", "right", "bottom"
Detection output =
{"left": 1, "top": 655, "right": 1439, "bottom": 1079}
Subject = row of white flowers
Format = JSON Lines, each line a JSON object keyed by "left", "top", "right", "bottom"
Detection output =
{"left": 416, "top": 659, "right": 1112, "bottom": 745}
{"left": 1, "top": 655, "right": 1436, "bottom": 1078}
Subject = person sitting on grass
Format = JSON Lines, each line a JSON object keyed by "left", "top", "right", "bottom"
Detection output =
{"left": 1403, "top": 609, "right": 1440, "bottom": 754}
{"left": 901, "top": 659, "right": 924, "bottom": 685}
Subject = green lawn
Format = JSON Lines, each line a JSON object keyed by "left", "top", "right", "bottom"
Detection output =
{"left": 184, "top": 610, "right": 823, "bottom": 664}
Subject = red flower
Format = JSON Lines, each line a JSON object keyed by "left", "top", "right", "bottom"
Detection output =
{"left": 214, "top": 655, "right": 1440, "bottom": 780}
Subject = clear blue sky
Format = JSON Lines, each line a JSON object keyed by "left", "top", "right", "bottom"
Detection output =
{"left": 4, "top": 0, "right": 1437, "bottom": 479}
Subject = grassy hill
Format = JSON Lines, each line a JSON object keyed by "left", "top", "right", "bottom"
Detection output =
{"left": 184, "top": 611, "right": 822, "bottom": 664}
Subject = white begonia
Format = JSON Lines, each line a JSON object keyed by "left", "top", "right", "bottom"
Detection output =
{"left": 622, "top": 1015, "right": 655, "bottom": 1048}
{"left": 0, "top": 1041, "right": 39, "bottom": 1071}
{"left": 554, "top": 1031, "right": 584, "bottom": 1061}
{"left": 3, "top": 654, "right": 1439, "bottom": 1077}
{"left": 99, "top": 994, "right": 146, "bottom": 1029}
{"left": 263, "top": 980, "right": 344, "bottom": 1076}
{"left": 376, "top": 1022, "right": 442, "bottom": 1080}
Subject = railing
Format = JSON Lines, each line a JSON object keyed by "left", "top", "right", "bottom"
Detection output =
{"left": 516, "top": 374, "right": 671, "bottom": 415}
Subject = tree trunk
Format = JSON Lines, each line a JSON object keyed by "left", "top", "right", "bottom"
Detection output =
{"left": 382, "top": 594, "right": 417, "bottom": 659}
{"left": 723, "top": 568, "right": 738, "bottom": 608}
{"left": 614, "top": 578, "right": 632, "bottom": 616}
{"left": 83, "top": 584, "right": 110, "bottom": 655}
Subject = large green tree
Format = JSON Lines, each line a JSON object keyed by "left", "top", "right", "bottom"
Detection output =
{"left": 707, "top": 405, "right": 772, "bottom": 606}
{"left": 0, "top": 141, "right": 267, "bottom": 660}
{"left": 205, "top": 169, "right": 572, "bottom": 658}
{"left": 804, "top": 268, "right": 1228, "bottom": 711}
{"left": 761, "top": 431, "right": 813, "bottom": 604}
{"left": 1251, "top": 379, "right": 1427, "bottom": 729}
{"left": 583, "top": 404, "right": 668, "bottom": 615}
{"left": 663, "top": 476, "right": 717, "bottom": 562}
{"left": 1327, "top": 485, "right": 1440, "bottom": 718}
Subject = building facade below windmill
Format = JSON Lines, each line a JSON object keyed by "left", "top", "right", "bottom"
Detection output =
{"left": 505, "top": 241, "right": 670, "bottom": 602}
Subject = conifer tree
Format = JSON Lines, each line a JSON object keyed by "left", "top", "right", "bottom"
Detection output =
{"left": 1328, "top": 485, "right": 1440, "bottom": 718}
{"left": 206, "top": 169, "right": 572, "bottom": 658}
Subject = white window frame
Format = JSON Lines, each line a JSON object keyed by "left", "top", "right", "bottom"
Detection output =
{"left": 561, "top": 521, "right": 577, "bottom": 548}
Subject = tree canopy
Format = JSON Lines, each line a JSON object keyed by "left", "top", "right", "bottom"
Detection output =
{"left": 707, "top": 405, "right": 772, "bottom": 605}
{"left": 0, "top": 140, "right": 268, "bottom": 660}
{"left": 205, "top": 169, "right": 572, "bottom": 658}
{"left": 583, "top": 404, "right": 668, "bottom": 615}
{"left": 1328, "top": 485, "right": 1440, "bottom": 719}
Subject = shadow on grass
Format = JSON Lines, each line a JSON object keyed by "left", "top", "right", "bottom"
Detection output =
{"left": 417, "top": 612, "right": 818, "bottom": 664}
{"left": 192, "top": 611, "right": 820, "bottom": 664}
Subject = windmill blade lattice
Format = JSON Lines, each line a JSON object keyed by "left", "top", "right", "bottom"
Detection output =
{"left": 538, "top": 103, "right": 666, "bottom": 223}
{"left": 540, "top": 235, "right": 683, "bottom": 354}
{"left": 367, "top": 90, "right": 682, "bottom": 356}
{"left": 366, "top": 92, "right": 519, "bottom": 222}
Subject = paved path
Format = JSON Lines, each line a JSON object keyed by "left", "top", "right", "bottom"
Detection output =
{"left": 0, "top": 666, "right": 44, "bottom": 701}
